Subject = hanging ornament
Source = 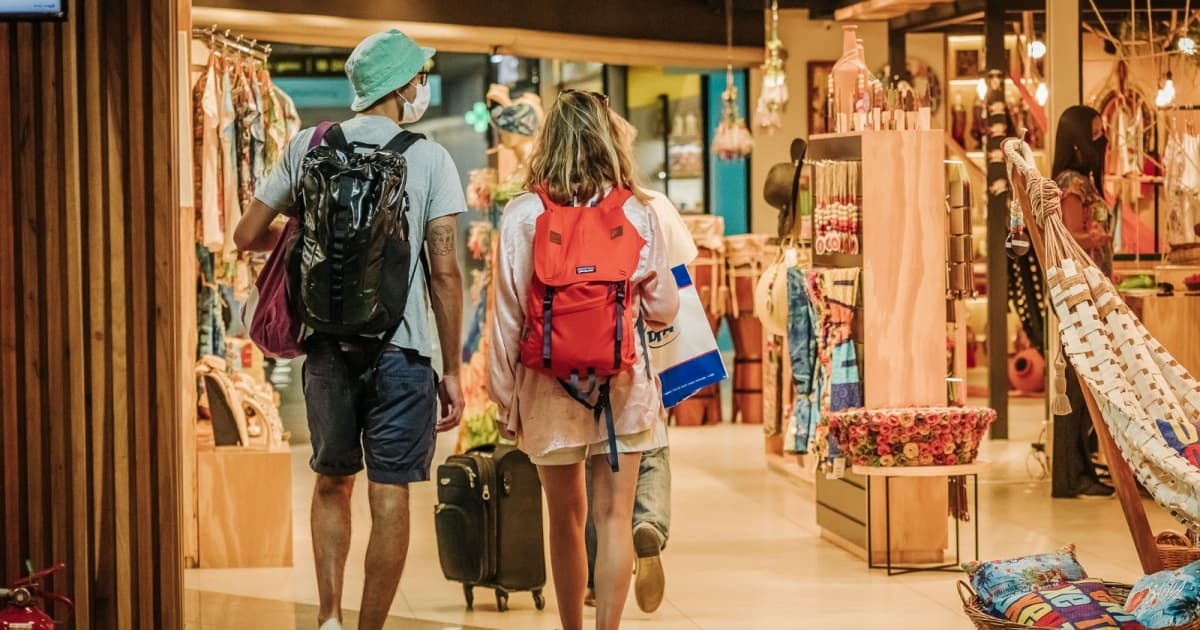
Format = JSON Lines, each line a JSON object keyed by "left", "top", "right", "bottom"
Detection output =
{"left": 755, "top": 0, "right": 788, "bottom": 134}
{"left": 1005, "top": 197, "right": 1031, "bottom": 258}
{"left": 714, "top": 0, "right": 753, "bottom": 160}
{"left": 464, "top": 102, "right": 490, "bottom": 133}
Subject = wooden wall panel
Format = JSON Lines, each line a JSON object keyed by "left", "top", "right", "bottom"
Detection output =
{"left": 0, "top": 0, "right": 185, "bottom": 627}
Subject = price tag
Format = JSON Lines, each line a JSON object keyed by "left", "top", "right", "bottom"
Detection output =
{"left": 828, "top": 457, "right": 847, "bottom": 480}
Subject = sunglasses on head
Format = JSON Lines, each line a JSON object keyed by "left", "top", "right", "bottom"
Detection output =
{"left": 560, "top": 89, "right": 610, "bottom": 108}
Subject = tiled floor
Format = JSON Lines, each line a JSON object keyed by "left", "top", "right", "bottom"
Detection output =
{"left": 185, "top": 392, "right": 1177, "bottom": 629}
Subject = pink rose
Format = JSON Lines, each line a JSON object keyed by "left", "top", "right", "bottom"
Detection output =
{"left": 943, "top": 442, "right": 957, "bottom": 455}
{"left": 878, "top": 444, "right": 893, "bottom": 456}
{"left": 919, "top": 454, "right": 935, "bottom": 465}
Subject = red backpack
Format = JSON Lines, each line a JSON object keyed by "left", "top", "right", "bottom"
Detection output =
{"left": 519, "top": 187, "right": 646, "bottom": 471}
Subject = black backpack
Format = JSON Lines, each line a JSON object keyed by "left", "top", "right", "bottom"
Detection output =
{"left": 289, "top": 123, "right": 426, "bottom": 340}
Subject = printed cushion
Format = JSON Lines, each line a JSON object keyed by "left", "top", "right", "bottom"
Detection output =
{"left": 964, "top": 545, "right": 1089, "bottom": 611}
{"left": 1126, "top": 560, "right": 1200, "bottom": 629}
{"left": 1002, "top": 579, "right": 1145, "bottom": 629}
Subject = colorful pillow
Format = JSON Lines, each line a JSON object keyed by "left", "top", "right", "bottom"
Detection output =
{"left": 964, "top": 545, "right": 1089, "bottom": 611}
{"left": 1002, "top": 579, "right": 1145, "bottom": 629}
{"left": 1126, "top": 560, "right": 1200, "bottom": 629}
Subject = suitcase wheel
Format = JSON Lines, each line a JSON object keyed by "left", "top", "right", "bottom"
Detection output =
{"left": 463, "top": 584, "right": 474, "bottom": 611}
{"left": 495, "top": 589, "right": 509, "bottom": 612}
{"left": 533, "top": 589, "right": 546, "bottom": 611}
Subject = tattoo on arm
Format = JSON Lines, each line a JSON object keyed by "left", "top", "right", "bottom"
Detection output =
{"left": 429, "top": 224, "right": 455, "bottom": 256}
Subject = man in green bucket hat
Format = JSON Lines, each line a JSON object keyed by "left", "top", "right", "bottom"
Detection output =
{"left": 235, "top": 29, "right": 466, "bottom": 630}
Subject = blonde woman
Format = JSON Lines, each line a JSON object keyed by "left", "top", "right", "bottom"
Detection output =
{"left": 488, "top": 90, "right": 679, "bottom": 630}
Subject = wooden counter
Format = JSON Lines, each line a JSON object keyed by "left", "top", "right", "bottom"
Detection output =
{"left": 1141, "top": 294, "right": 1200, "bottom": 378}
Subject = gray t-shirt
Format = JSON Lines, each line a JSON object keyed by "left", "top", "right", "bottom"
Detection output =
{"left": 255, "top": 115, "right": 466, "bottom": 358}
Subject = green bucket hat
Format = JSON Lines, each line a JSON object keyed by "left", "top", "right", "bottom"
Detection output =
{"left": 345, "top": 29, "right": 435, "bottom": 112}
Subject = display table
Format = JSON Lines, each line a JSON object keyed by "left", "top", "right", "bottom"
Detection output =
{"left": 854, "top": 461, "right": 989, "bottom": 576}
{"left": 197, "top": 445, "right": 294, "bottom": 568}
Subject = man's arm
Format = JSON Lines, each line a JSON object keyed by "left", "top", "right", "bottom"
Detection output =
{"left": 426, "top": 215, "right": 463, "bottom": 377}
{"left": 234, "top": 199, "right": 287, "bottom": 252}
{"left": 426, "top": 214, "right": 465, "bottom": 432}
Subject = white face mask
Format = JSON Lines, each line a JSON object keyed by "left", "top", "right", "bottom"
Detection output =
{"left": 399, "top": 81, "right": 431, "bottom": 124}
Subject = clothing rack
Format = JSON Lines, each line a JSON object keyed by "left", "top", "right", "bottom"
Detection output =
{"left": 191, "top": 25, "right": 271, "bottom": 62}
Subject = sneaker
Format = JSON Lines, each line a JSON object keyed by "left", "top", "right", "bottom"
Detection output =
{"left": 585, "top": 588, "right": 596, "bottom": 608}
{"left": 632, "top": 524, "right": 665, "bottom": 613}
{"left": 318, "top": 619, "right": 343, "bottom": 630}
{"left": 1074, "top": 480, "right": 1116, "bottom": 500}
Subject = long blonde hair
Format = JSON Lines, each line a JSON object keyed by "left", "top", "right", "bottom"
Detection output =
{"left": 527, "top": 90, "right": 648, "bottom": 205}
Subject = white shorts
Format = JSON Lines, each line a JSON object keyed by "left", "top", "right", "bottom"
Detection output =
{"left": 528, "top": 425, "right": 667, "bottom": 466}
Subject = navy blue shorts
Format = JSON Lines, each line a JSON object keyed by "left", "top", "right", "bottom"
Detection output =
{"left": 301, "top": 336, "right": 438, "bottom": 485}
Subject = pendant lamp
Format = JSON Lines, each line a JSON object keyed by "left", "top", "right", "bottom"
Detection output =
{"left": 714, "top": 0, "right": 754, "bottom": 160}
{"left": 755, "top": 0, "right": 788, "bottom": 134}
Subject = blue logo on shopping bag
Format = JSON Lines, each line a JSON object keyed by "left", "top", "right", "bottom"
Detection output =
{"left": 646, "top": 326, "right": 678, "bottom": 349}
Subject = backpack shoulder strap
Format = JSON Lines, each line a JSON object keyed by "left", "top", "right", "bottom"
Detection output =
{"left": 383, "top": 130, "right": 426, "bottom": 155}
{"left": 321, "top": 123, "right": 351, "bottom": 153}
{"left": 310, "top": 121, "right": 334, "bottom": 149}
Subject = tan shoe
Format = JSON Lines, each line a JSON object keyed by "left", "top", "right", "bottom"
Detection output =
{"left": 584, "top": 588, "right": 596, "bottom": 608}
{"left": 633, "top": 524, "right": 665, "bottom": 613}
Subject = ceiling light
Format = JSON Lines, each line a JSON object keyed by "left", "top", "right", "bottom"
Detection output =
{"left": 1179, "top": 36, "right": 1197, "bottom": 55}
{"left": 1028, "top": 40, "right": 1047, "bottom": 59}
{"left": 1156, "top": 73, "right": 1176, "bottom": 108}
{"left": 1035, "top": 82, "right": 1048, "bottom": 107}
{"left": 976, "top": 78, "right": 987, "bottom": 100}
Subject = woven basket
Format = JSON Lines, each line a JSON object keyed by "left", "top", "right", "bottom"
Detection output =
{"left": 958, "top": 580, "right": 1200, "bottom": 630}
{"left": 1168, "top": 242, "right": 1200, "bottom": 266}
{"left": 1157, "top": 530, "right": 1200, "bottom": 571}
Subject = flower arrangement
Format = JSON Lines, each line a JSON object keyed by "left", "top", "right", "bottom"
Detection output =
{"left": 827, "top": 405, "right": 996, "bottom": 467}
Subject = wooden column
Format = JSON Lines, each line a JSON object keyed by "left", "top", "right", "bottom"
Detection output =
{"left": 0, "top": 0, "right": 185, "bottom": 627}
{"left": 984, "top": 0, "right": 1011, "bottom": 438}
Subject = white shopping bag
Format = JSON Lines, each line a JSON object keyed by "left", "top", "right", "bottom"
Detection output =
{"left": 645, "top": 265, "right": 727, "bottom": 408}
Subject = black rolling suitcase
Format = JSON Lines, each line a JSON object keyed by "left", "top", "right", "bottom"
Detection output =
{"left": 434, "top": 443, "right": 546, "bottom": 612}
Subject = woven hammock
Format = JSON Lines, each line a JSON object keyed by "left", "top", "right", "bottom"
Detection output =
{"left": 1005, "top": 139, "right": 1200, "bottom": 528}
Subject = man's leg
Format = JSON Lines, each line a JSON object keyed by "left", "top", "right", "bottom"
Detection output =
{"left": 302, "top": 340, "right": 366, "bottom": 627}
{"left": 357, "top": 483, "right": 411, "bottom": 630}
{"left": 312, "top": 475, "right": 356, "bottom": 625}
{"left": 632, "top": 446, "right": 670, "bottom": 613}
{"left": 633, "top": 446, "right": 671, "bottom": 546}
{"left": 357, "top": 348, "right": 438, "bottom": 630}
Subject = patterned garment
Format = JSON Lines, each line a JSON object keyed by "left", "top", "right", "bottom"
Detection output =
{"left": 1056, "top": 170, "right": 1113, "bottom": 278}
{"left": 786, "top": 267, "right": 817, "bottom": 453}
{"left": 196, "top": 243, "right": 226, "bottom": 359}
{"left": 823, "top": 269, "right": 863, "bottom": 414}
{"left": 1165, "top": 133, "right": 1200, "bottom": 247}
{"left": 246, "top": 66, "right": 267, "bottom": 190}
{"left": 193, "top": 56, "right": 223, "bottom": 253}
{"left": 233, "top": 65, "right": 257, "bottom": 223}
{"left": 799, "top": 267, "right": 863, "bottom": 462}
{"left": 218, "top": 64, "right": 241, "bottom": 257}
